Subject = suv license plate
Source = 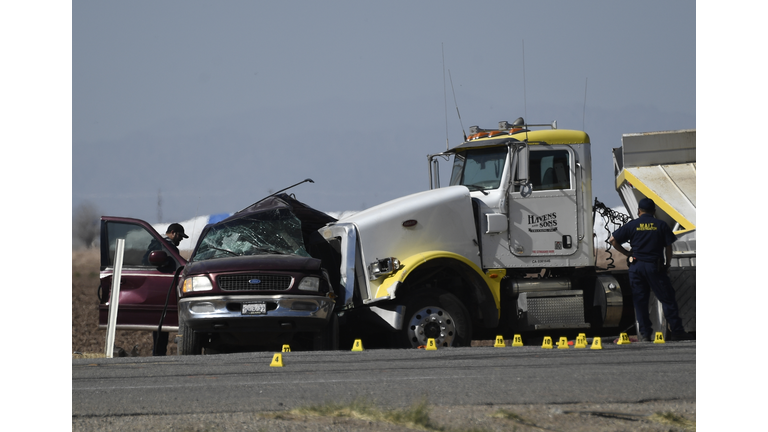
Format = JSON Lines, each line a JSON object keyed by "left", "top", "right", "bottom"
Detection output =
{"left": 242, "top": 302, "right": 266, "bottom": 315}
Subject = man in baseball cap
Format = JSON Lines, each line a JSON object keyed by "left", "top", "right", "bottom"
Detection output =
{"left": 608, "top": 198, "right": 694, "bottom": 342}
{"left": 638, "top": 197, "right": 656, "bottom": 213}
{"left": 165, "top": 223, "right": 189, "bottom": 249}
{"left": 145, "top": 223, "right": 188, "bottom": 356}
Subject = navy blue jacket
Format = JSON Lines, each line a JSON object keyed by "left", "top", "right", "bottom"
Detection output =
{"left": 611, "top": 213, "right": 676, "bottom": 263}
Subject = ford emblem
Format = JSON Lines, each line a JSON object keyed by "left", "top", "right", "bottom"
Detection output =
{"left": 249, "top": 279, "right": 262, "bottom": 284}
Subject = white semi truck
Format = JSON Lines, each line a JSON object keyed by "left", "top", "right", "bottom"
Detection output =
{"left": 321, "top": 120, "right": 695, "bottom": 347}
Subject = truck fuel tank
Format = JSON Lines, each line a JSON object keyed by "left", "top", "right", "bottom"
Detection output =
{"left": 508, "top": 278, "right": 571, "bottom": 295}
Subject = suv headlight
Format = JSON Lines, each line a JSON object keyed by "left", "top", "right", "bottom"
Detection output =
{"left": 298, "top": 276, "right": 320, "bottom": 292}
{"left": 182, "top": 276, "right": 213, "bottom": 293}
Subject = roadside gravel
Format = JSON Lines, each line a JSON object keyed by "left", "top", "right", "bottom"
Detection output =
{"left": 72, "top": 400, "right": 696, "bottom": 431}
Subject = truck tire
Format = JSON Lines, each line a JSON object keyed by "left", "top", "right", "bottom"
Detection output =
{"left": 178, "top": 315, "right": 203, "bottom": 355}
{"left": 313, "top": 312, "right": 339, "bottom": 351}
{"left": 402, "top": 289, "right": 472, "bottom": 348}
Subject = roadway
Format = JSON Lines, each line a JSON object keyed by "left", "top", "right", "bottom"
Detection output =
{"left": 72, "top": 341, "right": 695, "bottom": 417}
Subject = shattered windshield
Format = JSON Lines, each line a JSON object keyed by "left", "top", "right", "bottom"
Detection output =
{"left": 191, "top": 208, "right": 310, "bottom": 261}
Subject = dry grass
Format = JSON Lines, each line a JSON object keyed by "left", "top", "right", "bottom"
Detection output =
{"left": 270, "top": 398, "right": 444, "bottom": 431}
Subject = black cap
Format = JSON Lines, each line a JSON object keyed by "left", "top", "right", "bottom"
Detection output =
{"left": 638, "top": 198, "right": 656, "bottom": 212}
{"left": 167, "top": 223, "right": 189, "bottom": 238}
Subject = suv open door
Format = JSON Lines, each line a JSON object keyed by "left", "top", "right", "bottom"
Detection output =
{"left": 98, "top": 217, "right": 188, "bottom": 332}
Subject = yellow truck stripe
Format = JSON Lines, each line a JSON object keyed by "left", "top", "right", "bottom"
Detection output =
{"left": 372, "top": 251, "right": 504, "bottom": 317}
{"left": 616, "top": 170, "right": 696, "bottom": 232}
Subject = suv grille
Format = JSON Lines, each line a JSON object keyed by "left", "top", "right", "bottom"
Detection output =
{"left": 217, "top": 274, "right": 293, "bottom": 291}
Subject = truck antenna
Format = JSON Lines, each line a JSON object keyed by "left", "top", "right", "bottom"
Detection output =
{"left": 449, "top": 69, "right": 467, "bottom": 142}
{"left": 582, "top": 77, "right": 588, "bottom": 131}
{"left": 442, "top": 43, "right": 450, "bottom": 151}
{"left": 522, "top": 39, "right": 528, "bottom": 122}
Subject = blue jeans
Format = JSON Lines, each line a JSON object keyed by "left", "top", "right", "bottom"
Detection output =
{"left": 629, "top": 260, "right": 684, "bottom": 337}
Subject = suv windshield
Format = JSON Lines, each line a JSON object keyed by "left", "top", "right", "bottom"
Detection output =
{"left": 192, "top": 208, "right": 310, "bottom": 261}
{"left": 449, "top": 146, "right": 508, "bottom": 191}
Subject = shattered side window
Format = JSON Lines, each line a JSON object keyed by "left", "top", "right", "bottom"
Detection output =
{"left": 191, "top": 208, "right": 310, "bottom": 261}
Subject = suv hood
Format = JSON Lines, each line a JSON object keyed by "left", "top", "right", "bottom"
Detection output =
{"left": 185, "top": 254, "right": 322, "bottom": 276}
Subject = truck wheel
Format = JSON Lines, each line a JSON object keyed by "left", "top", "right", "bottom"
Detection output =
{"left": 402, "top": 289, "right": 472, "bottom": 348}
{"left": 178, "top": 315, "right": 203, "bottom": 355}
{"left": 313, "top": 312, "right": 339, "bottom": 351}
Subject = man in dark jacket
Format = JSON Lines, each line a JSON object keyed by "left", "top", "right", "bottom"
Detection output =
{"left": 609, "top": 198, "right": 693, "bottom": 342}
{"left": 143, "top": 223, "right": 189, "bottom": 355}
{"left": 143, "top": 223, "right": 188, "bottom": 264}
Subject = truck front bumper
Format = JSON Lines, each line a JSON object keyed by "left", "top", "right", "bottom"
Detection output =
{"left": 178, "top": 294, "right": 334, "bottom": 333}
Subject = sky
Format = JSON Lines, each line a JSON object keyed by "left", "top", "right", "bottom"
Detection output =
{"left": 70, "top": 1, "right": 696, "bottom": 224}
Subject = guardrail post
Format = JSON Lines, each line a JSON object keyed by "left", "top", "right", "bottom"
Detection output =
{"left": 104, "top": 238, "right": 125, "bottom": 358}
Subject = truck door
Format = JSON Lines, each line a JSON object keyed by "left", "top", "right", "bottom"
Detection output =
{"left": 98, "top": 217, "right": 187, "bottom": 331}
{"left": 508, "top": 146, "right": 579, "bottom": 257}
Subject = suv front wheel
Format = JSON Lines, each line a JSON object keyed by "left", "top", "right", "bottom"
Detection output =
{"left": 178, "top": 315, "right": 203, "bottom": 355}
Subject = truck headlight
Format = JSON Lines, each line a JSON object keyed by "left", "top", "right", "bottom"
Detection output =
{"left": 182, "top": 276, "right": 213, "bottom": 293}
{"left": 298, "top": 276, "right": 320, "bottom": 292}
{"left": 368, "top": 257, "right": 401, "bottom": 280}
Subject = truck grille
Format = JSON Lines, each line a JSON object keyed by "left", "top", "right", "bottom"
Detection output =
{"left": 217, "top": 274, "right": 293, "bottom": 291}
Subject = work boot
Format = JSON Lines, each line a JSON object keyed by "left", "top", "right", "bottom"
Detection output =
{"left": 668, "top": 331, "right": 695, "bottom": 341}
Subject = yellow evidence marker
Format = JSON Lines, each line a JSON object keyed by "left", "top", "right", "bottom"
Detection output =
{"left": 426, "top": 338, "right": 437, "bottom": 350}
{"left": 351, "top": 339, "right": 364, "bottom": 352}
{"left": 512, "top": 334, "right": 524, "bottom": 347}
{"left": 575, "top": 334, "right": 587, "bottom": 349}
{"left": 591, "top": 337, "right": 603, "bottom": 350}
{"left": 557, "top": 336, "right": 569, "bottom": 349}
{"left": 654, "top": 332, "right": 666, "bottom": 344}
{"left": 542, "top": 336, "right": 553, "bottom": 349}
{"left": 617, "top": 332, "right": 631, "bottom": 345}
{"left": 281, "top": 344, "right": 291, "bottom": 352}
{"left": 494, "top": 335, "right": 506, "bottom": 347}
{"left": 270, "top": 353, "right": 284, "bottom": 367}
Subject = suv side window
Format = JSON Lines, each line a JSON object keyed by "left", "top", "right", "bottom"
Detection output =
{"left": 105, "top": 221, "right": 173, "bottom": 268}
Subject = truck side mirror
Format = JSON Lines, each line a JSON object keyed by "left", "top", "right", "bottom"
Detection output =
{"left": 516, "top": 144, "right": 529, "bottom": 184}
{"left": 148, "top": 250, "right": 169, "bottom": 267}
{"left": 515, "top": 144, "right": 533, "bottom": 197}
{"left": 517, "top": 144, "right": 529, "bottom": 183}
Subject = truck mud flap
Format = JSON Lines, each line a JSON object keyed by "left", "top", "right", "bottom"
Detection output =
{"left": 669, "top": 267, "right": 696, "bottom": 332}
{"left": 516, "top": 290, "right": 590, "bottom": 330}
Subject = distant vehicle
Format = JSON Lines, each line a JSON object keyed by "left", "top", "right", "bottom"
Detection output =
{"left": 98, "top": 193, "right": 341, "bottom": 354}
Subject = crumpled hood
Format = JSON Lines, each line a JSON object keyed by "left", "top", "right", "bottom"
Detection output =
{"left": 185, "top": 254, "right": 322, "bottom": 276}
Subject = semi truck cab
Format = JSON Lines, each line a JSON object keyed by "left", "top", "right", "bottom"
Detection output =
{"left": 430, "top": 120, "right": 595, "bottom": 270}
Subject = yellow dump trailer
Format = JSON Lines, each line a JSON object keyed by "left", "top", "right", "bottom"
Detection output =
{"left": 612, "top": 129, "right": 696, "bottom": 334}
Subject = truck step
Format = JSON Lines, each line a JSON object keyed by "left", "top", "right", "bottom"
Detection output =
{"left": 516, "top": 290, "right": 590, "bottom": 330}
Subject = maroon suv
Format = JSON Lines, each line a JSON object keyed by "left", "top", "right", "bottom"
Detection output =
{"left": 98, "top": 194, "right": 340, "bottom": 354}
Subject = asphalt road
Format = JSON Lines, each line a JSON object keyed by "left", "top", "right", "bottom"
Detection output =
{"left": 72, "top": 340, "right": 695, "bottom": 418}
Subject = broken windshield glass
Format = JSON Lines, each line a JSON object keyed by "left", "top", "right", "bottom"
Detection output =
{"left": 192, "top": 208, "right": 310, "bottom": 261}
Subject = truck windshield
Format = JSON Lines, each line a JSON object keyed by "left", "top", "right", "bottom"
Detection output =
{"left": 449, "top": 146, "right": 508, "bottom": 191}
{"left": 191, "top": 208, "right": 311, "bottom": 261}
